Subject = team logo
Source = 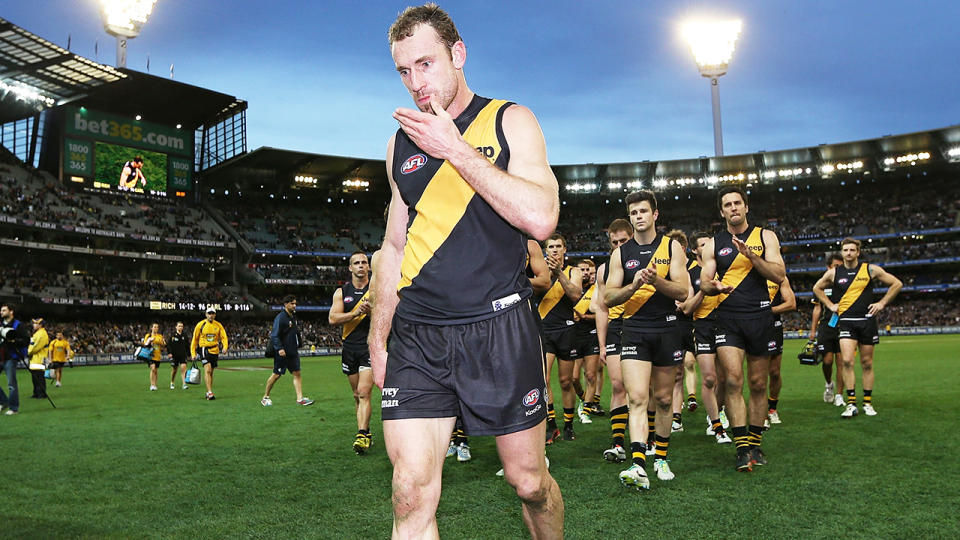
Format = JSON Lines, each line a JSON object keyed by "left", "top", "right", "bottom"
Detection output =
{"left": 523, "top": 388, "right": 540, "bottom": 407}
{"left": 344, "top": 296, "right": 354, "bottom": 303}
{"left": 401, "top": 153, "right": 427, "bottom": 175}
{"left": 768, "top": 341, "right": 777, "bottom": 349}
{"left": 624, "top": 259, "right": 641, "bottom": 270}
{"left": 718, "top": 247, "right": 734, "bottom": 256}
{"left": 837, "top": 278, "right": 849, "bottom": 285}
{"left": 673, "top": 349, "right": 683, "bottom": 359}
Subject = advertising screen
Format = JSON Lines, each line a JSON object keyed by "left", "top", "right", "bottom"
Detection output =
{"left": 93, "top": 141, "right": 168, "bottom": 193}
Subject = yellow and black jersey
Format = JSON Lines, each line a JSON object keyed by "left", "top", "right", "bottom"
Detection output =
{"left": 392, "top": 95, "right": 530, "bottom": 325}
{"left": 768, "top": 280, "right": 783, "bottom": 322}
{"left": 832, "top": 262, "right": 873, "bottom": 320}
{"left": 714, "top": 226, "right": 772, "bottom": 316}
{"left": 191, "top": 319, "right": 228, "bottom": 357}
{"left": 690, "top": 260, "right": 718, "bottom": 321}
{"left": 573, "top": 282, "right": 596, "bottom": 337}
{"left": 340, "top": 281, "right": 370, "bottom": 345}
{"left": 49, "top": 338, "right": 73, "bottom": 363}
{"left": 618, "top": 235, "right": 677, "bottom": 330}
{"left": 599, "top": 263, "right": 625, "bottom": 320}
{"left": 142, "top": 333, "right": 166, "bottom": 362}
{"left": 538, "top": 266, "right": 577, "bottom": 332}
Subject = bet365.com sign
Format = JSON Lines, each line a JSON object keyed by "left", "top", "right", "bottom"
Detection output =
{"left": 64, "top": 106, "right": 193, "bottom": 157}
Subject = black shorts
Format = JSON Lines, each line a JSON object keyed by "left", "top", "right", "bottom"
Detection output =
{"left": 147, "top": 360, "right": 162, "bottom": 368}
{"left": 693, "top": 318, "right": 716, "bottom": 355}
{"left": 542, "top": 325, "right": 578, "bottom": 361}
{"left": 605, "top": 318, "right": 623, "bottom": 356}
{"left": 678, "top": 321, "right": 695, "bottom": 355}
{"left": 838, "top": 317, "right": 880, "bottom": 345}
{"left": 714, "top": 312, "right": 778, "bottom": 356}
{"left": 50, "top": 362, "right": 65, "bottom": 369}
{"left": 273, "top": 352, "right": 301, "bottom": 375}
{"left": 382, "top": 303, "right": 547, "bottom": 436}
{"left": 341, "top": 341, "right": 371, "bottom": 375}
{"left": 620, "top": 327, "right": 684, "bottom": 367}
{"left": 816, "top": 320, "right": 841, "bottom": 354}
{"left": 574, "top": 327, "right": 600, "bottom": 357}
{"left": 199, "top": 348, "right": 219, "bottom": 368}
{"left": 170, "top": 357, "right": 187, "bottom": 367}
{"left": 770, "top": 319, "right": 784, "bottom": 355}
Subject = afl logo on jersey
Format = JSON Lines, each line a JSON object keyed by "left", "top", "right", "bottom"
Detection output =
{"left": 625, "top": 259, "right": 641, "bottom": 270}
{"left": 523, "top": 388, "right": 540, "bottom": 407}
{"left": 401, "top": 153, "right": 427, "bottom": 175}
{"left": 718, "top": 247, "right": 734, "bottom": 257}
{"left": 344, "top": 296, "right": 354, "bottom": 303}
{"left": 837, "top": 278, "right": 849, "bottom": 285}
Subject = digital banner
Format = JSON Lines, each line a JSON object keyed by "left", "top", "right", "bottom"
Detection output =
{"left": 64, "top": 106, "right": 193, "bottom": 157}
{"left": 64, "top": 138, "right": 92, "bottom": 176}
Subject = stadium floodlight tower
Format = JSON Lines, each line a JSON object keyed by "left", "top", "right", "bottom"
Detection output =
{"left": 682, "top": 19, "right": 742, "bottom": 157}
{"left": 98, "top": 0, "right": 158, "bottom": 69}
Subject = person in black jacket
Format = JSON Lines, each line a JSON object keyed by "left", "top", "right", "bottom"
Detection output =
{"left": 1, "top": 303, "right": 30, "bottom": 415}
{"left": 167, "top": 321, "right": 190, "bottom": 390}
{"left": 261, "top": 296, "right": 313, "bottom": 406}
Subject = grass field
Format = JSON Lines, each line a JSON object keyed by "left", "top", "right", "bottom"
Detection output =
{"left": 3, "top": 335, "right": 958, "bottom": 539}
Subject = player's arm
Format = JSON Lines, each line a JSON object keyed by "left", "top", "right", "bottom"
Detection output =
{"left": 867, "top": 264, "right": 903, "bottom": 316}
{"left": 119, "top": 165, "right": 130, "bottom": 186}
{"left": 218, "top": 324, "right": 228, "bottom": 353}
{"left": 592, "top": 264, "right": 609, "bottom": 362}
{"left": 555, "top": 266, "right": 582, "bottom": 303}
{"left": 732, "top": 229, "right": 786, "bottom": 284}
{"left": 812, "top": 268, "right": 838, "bottom": 313}
{"left": 527, "top": 239, "right": 551, "bottom": 295}
{"left": 603, "top": 247, "right": 640, "bottom": 307}
{"left": 368, "top": 135, "right": 408, "bottom": 389}
{"left": 645, "top": 240, "right": 689, "bottom": 302}
{"left": 698, "top": 239, "right": 732, "bottom": 296}
{"left": 328, "top": 288, "right": 358, "bottom": 325}
{"left": 393, "top": 101, "right": 558, "bottom": 240}
{"left": 772, "top": 276, "right": 797, "bottom": 315}
{"left": 809, "top": 301, "right": 822, "bottom": 340}
{"left": 190, "top": 322, "right": 201, "bottom": 358}
{"left": 67, "top": 341, "right": 74, "bottom": 361}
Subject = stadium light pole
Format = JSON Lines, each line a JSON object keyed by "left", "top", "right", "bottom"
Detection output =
{"left": 682, "top": 20, "right": 742, "bottom": 157}
{"left": 98, "top": 0, "right": 158, "bottom": 68}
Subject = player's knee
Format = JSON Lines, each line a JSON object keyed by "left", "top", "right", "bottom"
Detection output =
{"left": 654, "top": 392, "right": 672, "bottom": 411}
{"left": 558, "top": 373, "right": 572, "bottom": 389}
{"left": 768, "top": 370, "right": 781, "bottom": 384}
{"left": 507, "top": 470, "right": 550, "bottom": 506}
{"left": 392, "top": 468, "right": 440, "bottom": 517}
{"left": 747, "top": 373, "right": 766, "bottom": 393}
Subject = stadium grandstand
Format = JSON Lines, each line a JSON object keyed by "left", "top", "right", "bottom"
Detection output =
{"left": 2, "top": 13, "right": 958, "bottom": 366}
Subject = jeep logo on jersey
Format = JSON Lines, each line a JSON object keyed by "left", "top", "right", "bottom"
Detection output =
{"left": 654, "top": 257, "right": 671, "bottom": 266}
{"left": 523, "top": 388, "right": 540, "bottom": 407}
{"left": 401, "top": 153, "right": 427, "bottom": 175}
{"left": 718, "top": 247, "right": 734, "bottom": 257}
{"left": 624, "top": 259, "right": 641, "bottom": 270}
{"left": 476, "top": 145, "right": 494, "bottom": 158}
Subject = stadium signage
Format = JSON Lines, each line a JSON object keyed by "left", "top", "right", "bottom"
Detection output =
{"left": 65, "top": 106, "right": 192, "bottom": 157}
{"left": 0, "top": 216, "right": 233, "bottom": 248}
{"left": 264, "top": 278, "right": 316, "bottom": 285}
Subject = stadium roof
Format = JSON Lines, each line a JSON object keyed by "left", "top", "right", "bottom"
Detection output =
{"left": 0, "top": 17, "right": 244, "bottom": 130}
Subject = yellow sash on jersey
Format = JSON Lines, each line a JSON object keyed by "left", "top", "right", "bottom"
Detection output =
{"left": 837, "top": 263, "right": 870, "bottom": 315}
{"left": 690, "top": 260, "right": 718, "bottom": 320}
{"left": 622, "top": 237, "right": 672, "bottom": 319}
{"left": 767, "top": 279, "right": 780, "bottom": 302}
{"left": 716, "top": 227, "right": 764, "bottom": 307}
{"left": 342, "top": 290, "right": 371, "bottom": 339}
{"left": 574, "top": 283, "right": 595, "bottom": 316}
{"left": 539, "top": 267, "right": 573, "bottom": 319}
{"left": 398, "top": 99, "right": 509, "bottom": 292}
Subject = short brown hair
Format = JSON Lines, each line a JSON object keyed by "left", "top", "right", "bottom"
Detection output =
{"left": 607, "top": 218, "right": 632, "bottom": 237}
{"left": 545, "top": 233, "right": 566, "bottom": 249}
{"left": 625, "top": 190, "right": 657, "bottom": 212}
{"left": 578, "top": 259, "right": 596, "bottom": 268}
{"left": 717, "top": 186, "right": 747, "bottom": 211}
{"left": 841, "top": 237, "right": 861, "bottom": 249}
{"left": 666, "top": 229, "right": 688, "bottom": 250}
{"left": 389, "top": 3, "right": 461, "bottom": 51}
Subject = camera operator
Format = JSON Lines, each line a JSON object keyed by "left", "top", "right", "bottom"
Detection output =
{"left": 1, "top": 303, "right": 30, "bottom": 415}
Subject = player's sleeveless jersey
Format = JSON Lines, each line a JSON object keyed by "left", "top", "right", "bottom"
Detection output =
{"left": 831, "top": 262, "right": 873, "bottom": 320}
{"left": 392, "top": 95, "right": 529, "bottom": 325}
{"left": 714, "top": 226, "right": 772, "bottom": 316}
{"left": 690, "top": 260, "right": 718, "bottom": 320}
{"left": 768, "top": 280, "right": 783, "bottom": 322}
{"left": 618, "top": 235, "right": 676, "bottom": 330}
{"left": 600, "top": 263, "right": 625, "bottom": 320}
{"left": 123, "top": 161, "right": 138, "bottom": 185}
{"left": 574, "top": 282, "right": 596, "bottom": 336}
{"left": 538, "top": 266, "right": 576, "bottom": 332}
{"left": 340, "top": 281, "right": 370, "bottom": 345}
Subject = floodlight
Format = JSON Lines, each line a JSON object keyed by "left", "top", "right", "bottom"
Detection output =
{"left": 682, "top": 19, "right": 742, "bottom": 157}
{"left": 99, "top": 0, "right": 159, "bottom": 68}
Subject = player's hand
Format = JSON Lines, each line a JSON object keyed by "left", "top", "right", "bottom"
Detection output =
{"left": 867, "top": 302, "right": 885, "bottom": 316}
{"left": 370, "top": 347, "right": 388, "bottom": 390}
{"left": 278, "top": 349, "right": 286, "bottom": 357}
{"left": 598, "top": 347, "right": 607, "bottom": 364}
{"left": 393, "top": 98, "right": 465, "bottom": 160}
{"left": 639, "top": 265, "right": 658, "bottom": 285}
{"left": 731, "top": 236, "right": 752, "bottom": 258}
{"left": 546, "top": 253, "right": 563, "bottom": 276}
{"left": 826, "top": 302, "right": 839, "bottom": 313}
{"left": 357, "top": 300, "right": 372, "bottom": 315}
{"left": 712, "top": 279, "right": 735, "bottom": 294}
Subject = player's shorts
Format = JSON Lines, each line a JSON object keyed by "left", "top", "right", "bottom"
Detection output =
{"left": 678, "top": 320, "right": 695, "bottom": 355}
{"left": 574, "top": 325, "right": 600, "bottom": 357}
{"left": 341, "top": 341, "right": 371, "bottom": 375}
{"left": 199, "top": 348, "right": 219, "bottom": 368}
{"left": 605, "top": 318, "right": 623, "bottom": 356}
{"left": 542, "top": 325, "right": 578, "bottom": 361}
{"left": 147, "top": 360, "right": 162, "bottom": 368}
{"left": 272, "top": 351, "right": 301, "bottom": 376}
{"left": 169, "top": 356, "right": 187, "bottom": 367}
{"left": 816, "top": 320, "right": 841, "bottom": 354}
{"left": 837, "top": 317, "right": 880, "bottom": 345}
{"left": 770, "top": 318, "right": 784, "bottom": 355}
{"left": 714, "top": 312, "right": 778, "bottom": 356}
{"left": 620, "top": 327, "right": 684, "bottom": 367}
{"left": 50, "top": 361, "right": 65, "bottom": 369}
{"left": 382, "top": 302, "right": 547, "bottom": 436}
{"left": 693, "top": 318, "right": 716, "bottom": 355}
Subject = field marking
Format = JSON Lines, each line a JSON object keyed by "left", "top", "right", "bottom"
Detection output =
{"left": 219, "top": 366, "right": 272, "bottom": 371}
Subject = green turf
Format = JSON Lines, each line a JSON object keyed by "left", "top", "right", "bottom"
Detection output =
{"left": 2, "top": 335, "right": 958, "bottom": 539}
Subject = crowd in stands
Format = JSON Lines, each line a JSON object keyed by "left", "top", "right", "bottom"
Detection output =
{"left": 782, "top": 240, "right": 960, "bottom": 266}
{"left": 782, "top": 295, "right": 960, "bottom": 333}
{"left": 251, "top": 263, "right": 347, "bottom": 282}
